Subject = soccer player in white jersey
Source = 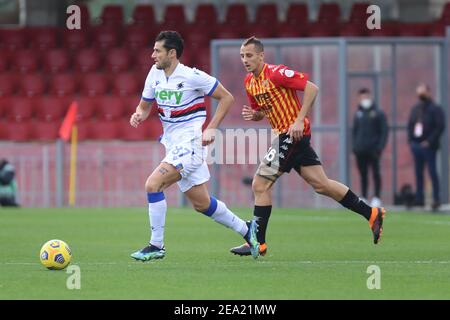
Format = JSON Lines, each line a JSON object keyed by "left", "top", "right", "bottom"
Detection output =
{"left": 129, "top": 31, "right": 259, "bottom": 260}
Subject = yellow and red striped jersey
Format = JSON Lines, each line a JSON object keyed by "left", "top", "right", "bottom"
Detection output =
{"left": 244, "top": 63, "right": 311, "bottom": 135}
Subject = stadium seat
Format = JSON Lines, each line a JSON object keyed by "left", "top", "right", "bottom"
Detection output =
{"left": 367, "top": 22, "right": 398, "bottom": 37}
{"left": 179, "top": 48, "right": 194, "bottom": 66}
{"left": 349, "top": 2, "right": 371, "bottom": 24}
{"left": 215, "top": 25, "right": 245, "bottom": 39}
{"left": 193, "top": 4, "right": 218, "bottom": 26}
{"left": 225, "top": 3, "right": 249, "bottom": 26}
{"left": 29, "top": 27, "right": 58, "bottom": 50}
{"left": 79, "top": 73, "right": 110, "bottom": 96}
{"left": 112, "top": 73, "right": 139, "bottom": 96}
{"left": 255, "top": 3, "right": 278, "bottom": 25}
{"left": 4, "top": 121, "right": 31, "bottom": 141}
{"left": 146, "top": 118, "right": 163, "bottom": 140}
{"left": 0, "top": 97, "right": 7, "bottom": 119}
{"left": 49, "top": 73, "right": 78, "bottom": 97}
{"left": 247, "top": 24, "right": 276, "bottom": 38}
{"left": 12, "top": 49, "right": 40, "bottom": 73}
{"left": 43, "top": 49, "right": 71, "bottom": 73}
{"left": 61, "top": 29, "right": 90, "bottom": 50}
{"left": 94, "top": 96, "right": 125, "bottom": 120}
{"left": 123, "top": 25, "right": 152, "bottom": 50}
{"left": 285, "top": 3, "right": 309, "bottom": 25}
{"left": 75, "top": 97, "right": 96, "bottom": 121}
{"left": 0, "top": 51, "right": 9, "bottom": 72}
{"left": 429, "top": 22, "right": 446, "bottom": 36}
{"left": 34, "top": 96, "right": 69, "bottom": 122}
{"left": 31, "top": 120, "right": 60, "bottom": 141}
{"left": 183, "top": 28, "right": 210, "bottom": 50}
{"left": 105, "top": 48, "right": 132, "bottom": 73}
{"left": 92, "top": 26, "right": 121, "bottom": 49}
{"left": 118, "top": 118, "right": 161, "bottom": 141}
{"left": 162, "top": 4, "right": 186, "bottom": 28}
{"left": 134, "top": 48, "right": 152, "bottom": 73}
{"left": 121, "top": 95, "right": 146, "bottom": 116}
{"left": 276, "top": 23, "right": 306, "bottom": 38}
{"left": 193, "top": 50, "right": 211, "bottom": 73}
{"left": 74, "top": 48, "right": 102, "bottom": 73}
{"left": 307, "top": 22, "right": 339, "bottom": 37}
{"left": 339, "top": 22, "right": 367, "bottom": 36}
{"left": 132, "top": 5, "right": 156, "bottom": 26}
{"left": 78, "top": 3, "right": 91, "bottom": 27}
{"left": 0, "top": 73, "right": 17, "bottom": 97}
{"left": 0, "top": 120, "right": 7, "bottom": 139}
{"left": 100, "top": 5, "right": 124, "bottom": 26}
{"left": 317, "top": 3, "right": 341, "bottom": 24}
{"left": 397, "top": 23, "right": 431, "bottom": 36}
{"left": 89, "top": 120, "right": 120, "bottom": 139}
{"left": 19, "top": 74, "right": 46, "bottom": 97}
{"left": 75, "top": 119, "right": 91, "bottom": 141}
{"left": 7, "top": 97, "right": 34, "bottom": 122}
{"left": 0, "top": 28, "right": 27, "bottom": 51}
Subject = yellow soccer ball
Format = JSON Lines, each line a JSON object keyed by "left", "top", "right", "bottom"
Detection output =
{"left": 39, "top": 239, "right": 72, "bottom": 270}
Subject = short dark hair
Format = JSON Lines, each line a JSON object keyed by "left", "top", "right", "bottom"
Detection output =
{"left": 242, "top": 36, "right": 264, "bottom": 52}
{"left": 155, "top": 31, "right": 184, "bottom": 59}
{"left": 358, "top": 88, "right": 370, "bottom": 95}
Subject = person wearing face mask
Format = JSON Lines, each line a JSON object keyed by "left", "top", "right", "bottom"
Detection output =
{"left": 352, "top": 88, "right": 388, "bottom": 208}
{"left": 407, "top": 83, "right": 445, "bottom": 211}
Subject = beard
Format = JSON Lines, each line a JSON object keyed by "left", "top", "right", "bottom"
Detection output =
{"left": 156, "top": 59, "right": 170, "bottom": 70}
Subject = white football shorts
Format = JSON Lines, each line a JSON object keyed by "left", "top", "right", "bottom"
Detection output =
{"left": 162, "top": 137, "right": 210, "bottom": 193}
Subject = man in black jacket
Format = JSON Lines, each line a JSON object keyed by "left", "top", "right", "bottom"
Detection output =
{"left": 0, "top": 158, "right": 19, "bottom": 207}
{"left": 407, "top": 83, "right": 445, "bottom": 210}
{"left": 352, "top": 88, "right": 388, "bottom": 207}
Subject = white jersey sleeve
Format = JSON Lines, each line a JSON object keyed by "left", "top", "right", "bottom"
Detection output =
{"left": 190, "top": 68, "right": 219, "bottom": 96}
{"left": 142, "top": 65, "right": 156, "bottom": 102}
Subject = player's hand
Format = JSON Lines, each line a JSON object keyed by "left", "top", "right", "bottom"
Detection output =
{"left": 202, "top": 128, "right": 216, "bottom": 146}
{"left": 287, "top": 119, "right": 305, "bottom": 142}
{"left": 130, "top": 112, "right": 143, "bottom": 128}
{"left": 242, "top": 105, "right": 255, "bottom": 121}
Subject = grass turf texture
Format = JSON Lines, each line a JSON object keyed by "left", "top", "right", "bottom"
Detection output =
{"left": 1, "top": 207, "right": 450, "bottom": 299}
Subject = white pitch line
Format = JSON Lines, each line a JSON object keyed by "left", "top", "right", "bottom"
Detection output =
{"left": 2, "top": 260, "right": 450, "bottom": 266}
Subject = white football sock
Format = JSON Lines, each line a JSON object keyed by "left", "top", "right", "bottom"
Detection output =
{"left": 211, "top": 199, "right": 248, "bottom": 237}
{"left": 147, "top": 193, "right": 167, "bottom": 249}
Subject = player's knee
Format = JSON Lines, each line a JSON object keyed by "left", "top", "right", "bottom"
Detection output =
{"left": 145, "top": 179, "right": 161, "bottom": 193}
{"left": 311, "top": 179, "right": 330, "bottom": 195}
{"left": 192, "top": 201, "right": 209, "bottom": 213}
{"left": 252, "top": 179, "right": 270, "bottom": 195}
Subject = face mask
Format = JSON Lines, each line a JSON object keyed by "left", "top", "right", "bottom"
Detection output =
{"left": 360, "top": 99, "right": 372, "bottom": 109}
{"left": 418, "top": 95, "right": 428, "bottom": 102}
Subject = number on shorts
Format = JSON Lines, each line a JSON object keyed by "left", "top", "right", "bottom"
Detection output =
{"left": 264, "top": 147, "right": 277, "bottom": 162}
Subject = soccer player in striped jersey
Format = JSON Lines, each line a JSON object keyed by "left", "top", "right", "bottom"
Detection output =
{"left": 129, "top": 31, "right": 259, "bottom": 261}
{"left": 230, "top": 37, "right": 385, "bottom": 257}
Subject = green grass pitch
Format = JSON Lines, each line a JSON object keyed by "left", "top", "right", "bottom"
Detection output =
{"left": 1, "top": 207, "right": 450, "bottom": 299}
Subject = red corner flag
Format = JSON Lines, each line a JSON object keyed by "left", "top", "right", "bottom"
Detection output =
{"left": 59, "top": 101, "right": 78, "bottom": 141}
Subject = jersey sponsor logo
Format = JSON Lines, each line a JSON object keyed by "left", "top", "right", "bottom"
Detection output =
{"left": 284, "top": 69, "right": 294, "bottom": 77}
{"left": 255, "top": 92, "right": 271, "bottom": 104}
{"left": 155, "top": 89, "right": 184, "bottom": 104}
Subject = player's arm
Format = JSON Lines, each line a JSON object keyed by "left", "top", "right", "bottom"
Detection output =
{"left": 242, "top": 105, "right": 265, "bottom": 121}
{"left": 287, "top": 80, "right": 319, "bottom": 141}
{"left": 242, "top": 91, "right": 264, "bottom": 121}
{"left": 296, "top": 80, "right": 318, "bottom": 122}
{"left": 202, "top": 82, "right": 234, "bottom": 145}
{"left": 130, "top": 99, "right": 153, "bottom": 128}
